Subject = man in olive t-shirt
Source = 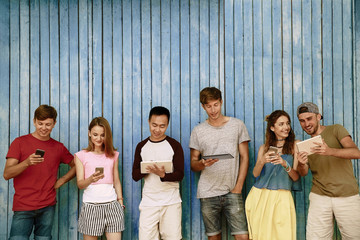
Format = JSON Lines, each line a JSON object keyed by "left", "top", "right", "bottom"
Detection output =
{"left": 296, "top": 102, "right": 360, "bottom": 240}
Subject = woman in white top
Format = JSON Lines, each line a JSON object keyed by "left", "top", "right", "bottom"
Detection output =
{"left": 75, "top": 117, "right": 125, "bottom": 240}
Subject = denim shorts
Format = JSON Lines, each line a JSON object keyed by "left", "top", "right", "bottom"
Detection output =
{"left": 200, "top": 192, "right": 248, "bottom": 236}
{"left": 9, "top": 205, "right": 55, "bottom": 240}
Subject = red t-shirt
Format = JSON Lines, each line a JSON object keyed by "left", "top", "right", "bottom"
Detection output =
{"left": 6, "top": 134, "right": 74, "bottom": 211}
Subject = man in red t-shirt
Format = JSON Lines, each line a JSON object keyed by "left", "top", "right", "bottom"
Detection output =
{"left": 3, "top": 104, "right": 75, "bottom": 240}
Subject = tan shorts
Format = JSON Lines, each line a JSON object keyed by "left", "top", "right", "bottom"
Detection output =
{"left": 139, "top": 202, "right": 182, "bottom": 240}
{"left": 307, "top": 192, "right": 360, "bottom": 240}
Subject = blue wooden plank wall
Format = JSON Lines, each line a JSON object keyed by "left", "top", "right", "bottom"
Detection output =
{"left": 0, "top": 0, "right": 359, "bottom": 239}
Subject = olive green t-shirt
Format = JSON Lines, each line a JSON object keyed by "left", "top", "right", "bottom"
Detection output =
{"left": 308, "top": 124, "right": 359, "bottom": 197}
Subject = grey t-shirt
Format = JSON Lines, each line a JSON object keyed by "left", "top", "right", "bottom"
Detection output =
{"left": 189, "top": 117, "right": 250, "bottom": 198}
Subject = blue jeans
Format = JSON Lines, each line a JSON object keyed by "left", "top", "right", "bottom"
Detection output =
{"left": 9, "top": 205, "right": 55, "bottom": 240}
{"left": 200, "top": 192, "right": 248, "bottom": 236}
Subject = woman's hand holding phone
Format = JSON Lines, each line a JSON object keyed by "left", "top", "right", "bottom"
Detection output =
{"left": 90, "top": 169, "right": 104, "bottom": 183}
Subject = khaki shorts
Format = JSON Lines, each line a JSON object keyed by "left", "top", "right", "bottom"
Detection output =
{"left": 139, "top": 202, "right": 182, "bottom": 240}
{"left": 307, "top": 192, "right": 360, "bottom": 240}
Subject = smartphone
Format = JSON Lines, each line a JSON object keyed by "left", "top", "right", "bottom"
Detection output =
{"left": 95, "top": 167, "right": 104, "bottom": 175}
{"left": 35, "top": 149, "right": 45, "bottom": 157}
{"left": 268, "top": 146, "right": 278, "bottom": 157}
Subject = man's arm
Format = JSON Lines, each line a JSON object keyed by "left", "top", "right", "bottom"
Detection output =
{"left": 54, "top": 159, "right": 76, "bottom": 189}
{"left": 132, "top": 143, "right": 147, "bottom": 181}
{"left": 3, "top": 154, "right": 44, "bottom": 180}
{"left": 190, "top": 148, "right": 218, "bottom": 172}
{"left": 312, "top": 136, "right": 360, "bottom": 159}
{"left": 231, "top": 141, "right": 249, "bottom": 193}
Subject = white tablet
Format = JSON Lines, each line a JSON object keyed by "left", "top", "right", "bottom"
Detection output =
{"left": 296, "top": 135, "right": 323, "bottom": 155}
{"left": 202, "top": 153, "right": 234, "bottom": 160}
{"left": 140, "top": 161, "right": 173, "bottom": 174}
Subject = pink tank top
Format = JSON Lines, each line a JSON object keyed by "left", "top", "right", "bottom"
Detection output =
{"left": 76, "top": 150, "right": 119, "bottom": 184}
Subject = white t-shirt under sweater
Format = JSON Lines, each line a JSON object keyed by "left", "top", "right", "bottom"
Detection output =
{"left": 189, "top": 117, "right": 250, "bottom": 198}
{"left": 132, "top": 136, "right": 184, "bottom": 207}
{"left": 75, "top": 150, "right": 119, "bottom": 203}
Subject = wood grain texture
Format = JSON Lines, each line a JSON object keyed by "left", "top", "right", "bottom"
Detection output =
{"left": 0, "top": 1, "right": 358, "bottom": 239}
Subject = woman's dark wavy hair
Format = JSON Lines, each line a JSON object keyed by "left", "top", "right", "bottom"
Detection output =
{"left": 264, "top": 110, "right": 295, "bottom": 155}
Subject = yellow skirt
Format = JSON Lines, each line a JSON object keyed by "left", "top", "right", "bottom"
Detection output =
{"left": 245, "top": 187, "right": 296, "bottom": 240}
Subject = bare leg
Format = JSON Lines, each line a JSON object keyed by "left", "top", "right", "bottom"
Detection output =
{"left": 234, "top": 234, "right": 249, "bottom": 240}
{"left": 208, "top": 234, "right": 221, "bottom": 240}
{"left": 105, "top": 232, "right": 122, "bottom": 240}
{"left": 83, "top": 235, "right": 98, "bottom": 240}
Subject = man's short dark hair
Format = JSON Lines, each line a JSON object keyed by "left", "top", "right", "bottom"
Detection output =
{"left": 149, "top": 106, "right": 170, "bottom": 122}
{"left": 34, "top": 105, "right": 57, "bottom": 121}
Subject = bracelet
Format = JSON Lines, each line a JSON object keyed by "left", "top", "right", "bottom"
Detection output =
{"left": 117, "top": 197, "right": 123, "bottom": 200}
{"left": 283, "top": 161, "right": 291, "bottom": 172}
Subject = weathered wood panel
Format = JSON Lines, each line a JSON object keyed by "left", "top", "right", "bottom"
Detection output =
{"left": 0, "top": 1, "right": 359, "bottom": 239}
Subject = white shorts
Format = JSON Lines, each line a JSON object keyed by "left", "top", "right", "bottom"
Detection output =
{"left": 307, "top": 192, "right": 360, "bottom": 240}
{"left": 139, "top": 202, "right": 182, "bottom": 240}
{"left": 78, "top": 201, "right": 125, "bottom": 236}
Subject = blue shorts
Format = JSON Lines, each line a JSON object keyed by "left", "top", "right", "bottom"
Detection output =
{"left": 200, "top": 192, "right": 248, "bottom": 236}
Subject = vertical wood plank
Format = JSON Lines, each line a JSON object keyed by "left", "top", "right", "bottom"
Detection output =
{"left": 311, "top": 0, "right": 323, "bottom": 109}
{"left": 300, "top": 1, "right": 313, "bottom": 239}
{"left": 302, "top": 0, "right": 313, "bottom": 103}
{"left": 78, "top": 1, "right": 90, "bottom": 239}
{"left": 103, "top": 0, "right": 113, "bottom": 122}
{"left": 272, "top": 0, "right": 282, "bottom": 110}
{"left": 49, "top": 1, "right": 60, "bottom": 236}
{"left": 170, "top": 0, "right": 181, "bottom": 141}
{"left": 7, "top": 2, "right": 20, "bottom": 237}
{"left": 252, "top": 0, "right": 263, "bottom": 191}
{"left": 151, "top": 0, "right": 162, "bottom": 106}
{"left": 179, "top": 0, "right": 193, "bottom": 239}
{"left": 243, "top": 0, "right": 254, "bottom": 195}
{"left": 189, "top": 0, "right": 205, "bottom": 239}
{"left": 132, "top": 0, "right": 142, "bottom": 238}
{"left": 68, "top": 0, "right": 79, "bottom": 238}
{"left": 161, "top": 0, "right": 171, "bottom": 110}
{"left": 200, "top": 0, "right": 210, "bottom": 89}
{"left": 262, "top": 0, "right": 273, "bottom": 115}
{"left": 224, "top": 0, "right": 234, "bottom": 118}
{"left": 39, "top": 0, "right": 50, "bottom": 104}
{"left": 141, "top": 0, "right": 152, "bottom": 138}
{"left": 234, "top": 0, "right": 245, "bottom": 121}
{"left": 282, "top": 0, "right": 293, "bottom": 116}
{"left": 0, "top": 0, "right": 10, "bottom": 238}
{"left": 122, "top": 0, "right": 134, "bottom": 239}
{"left": 322, "top": 0, "right": 334, "bottom": 125}
{"left": 92, "top": 0, "right": 102, "bottom": 117}
{"left": 354, "top": 0, "right": 360, "bottom": 183}
{"left": 333, "top": 0, "right": 344, "bottom": 126}
{"left": 209, "top": 0, "right": 219, "bottom": 86}
{"left": 30, "top": 0, "right": 40, "bottom": 116}
{"left": 343, "top": 0, "right": 354, "bottom": 133}
{"left": 58, "top": 0, "right": 70, "bottom": 237}
{"left": 19, "top": 0, "right": 30, "bottom": 135}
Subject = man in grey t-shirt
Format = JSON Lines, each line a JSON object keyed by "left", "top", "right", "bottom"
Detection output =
{"left": 190, "top": 87, "right": 250, "bottom": 240}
